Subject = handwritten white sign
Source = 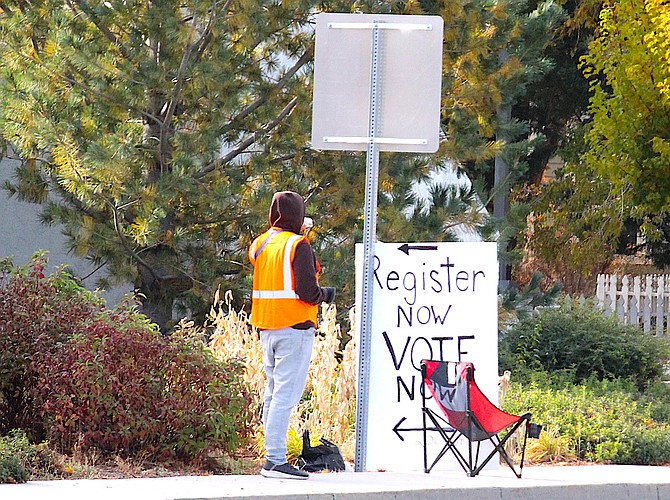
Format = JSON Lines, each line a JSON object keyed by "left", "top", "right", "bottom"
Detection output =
{"left": 355, "top": 242, "right": 499, "bottom": 471}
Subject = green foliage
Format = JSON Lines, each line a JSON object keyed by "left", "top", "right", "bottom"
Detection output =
{"left": 0, "top": 429, "right": 67, "bottom": 481}
{"left": 516, "top": 0, "right": 670, "bottom": 280}
{"left": 0, "top": 454, "right": 28, "bottom": 484}
{"left": 0, "top": 429, "right": 66, "bottom": 482}
{"left": 499, "top": 271, "right": 562, "bottom": 329}
{"left": 437, "top": 0, "right": 564, "bottom": 193}
{"left": 0, "top": 0, "right": 569, "bottom": 329}
{"left": 641, "top": 212, "right": 670, "bottom": 268}
{"left": 504, "top": 374, "right": 670, "bottom": 464}
{"left": 0, "top": 256, "right": 253, "bottom": 461}
{"left": 582, "top": 0, "right": 670, "bottom": 224}
{"left": 639, "top": 380, "right": 670, "bottom": 424}
{"left": 0, "top": 430, "right": 29, "bottom": 483}
{"left": 162, "top": 326, "right": 253, "bottom": 459}
{"left": 0, "top": 0, "right": 319, "bottom": 330}
{"left": 513, "top": 0, "right": 593, "bottom": 186}
{"left": 514, "top": 140, "right": 625, "bottom": 294}
{"left": 499, "top": 298, "right": 670, "bottom": 387}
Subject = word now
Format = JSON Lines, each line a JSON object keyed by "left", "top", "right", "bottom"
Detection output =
{"left": 397, "top": 304, "right": 451, "bottom": 327}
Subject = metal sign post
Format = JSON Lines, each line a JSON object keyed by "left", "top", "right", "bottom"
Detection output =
{"left": 311, "top": 13, "right": 443, "bottom": 472}
{"left": 356, "top": 21, "right": 381, "bottom": 473}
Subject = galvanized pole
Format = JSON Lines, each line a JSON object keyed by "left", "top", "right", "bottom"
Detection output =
{"left": 355, "top": 20, "right": 381, "bottom": 472}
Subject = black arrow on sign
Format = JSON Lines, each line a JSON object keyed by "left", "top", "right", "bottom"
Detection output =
{"left": 393, "top": 417, "right": 429, "bottom": 441}
{"left": 398, "top": 244, "right": 438, "bottom": 255}
{"left": 393, "top": 417, "right": 446, "bottom": 441}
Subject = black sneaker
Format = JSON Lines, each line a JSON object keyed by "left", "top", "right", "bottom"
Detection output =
{"left": 260, "top": 460, "right": 309, "bottom": 480}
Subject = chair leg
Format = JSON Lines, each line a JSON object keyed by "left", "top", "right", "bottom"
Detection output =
{"left": 423, "top": 408, "right": 470, "bottom": 474}
{"left": 472, "top": 415, "right": 531, "bottom": 478}
{"left": 423, "top": 408, "right": 428, "bottom": 473}
{"left": 498, "top": 440, "right": 522, "bottom": 478}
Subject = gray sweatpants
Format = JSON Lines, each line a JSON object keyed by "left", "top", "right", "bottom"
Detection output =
{"left": 260, "top": 327, "right": 315, "bottom": 465}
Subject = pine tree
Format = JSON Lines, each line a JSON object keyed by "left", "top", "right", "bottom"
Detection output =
{"left": 0, "top": 0, "right": 566, "bottom": 328}
{"left": 0, "top": 0, "right": 317, "bottom": 329}
{"left": 300, "top": 0, "right": 564, "bottom": 311}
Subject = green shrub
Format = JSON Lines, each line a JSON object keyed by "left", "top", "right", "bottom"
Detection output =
{"left": 0, "top": 430, "right": 32, "bottom": 483}
{"left": 638, "top": 380, "right": 670, "bottom": 423}
{"left": 0, "top": 429, "right": 67, "bottom": 481}
{"left": 499, "top": 298, "right": 670, "bottom": 387}
{"left": 0, "top": 454, "right": 28, "bottom": 483}
{"left": 161, "top": 326, "right": 253, "bottom": 459}
{"left": 504, "top": 374, "right": 670, "bottom": 465}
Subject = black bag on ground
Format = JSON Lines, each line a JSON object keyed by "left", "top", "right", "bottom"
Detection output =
{"left": 299, "top": 430, "right": 346, "bottom": 472}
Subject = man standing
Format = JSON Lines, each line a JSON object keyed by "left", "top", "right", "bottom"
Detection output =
{"left": 248, "top": 191, "right": 335, "bottom": 480}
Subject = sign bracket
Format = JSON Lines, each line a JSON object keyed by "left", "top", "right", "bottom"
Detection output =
{"left": 323, "top": 137, "right": 428, "bottom": 145}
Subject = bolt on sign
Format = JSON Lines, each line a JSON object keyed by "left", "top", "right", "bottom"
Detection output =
{"left": 355, "top": 242, "right": 499, "bottom": 472}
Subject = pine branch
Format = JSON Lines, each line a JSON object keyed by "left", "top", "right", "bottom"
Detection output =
{"left": 196, "top": 95, "right": 299, "bottom": 179}
{"left": 190, "top": 0, "right": 234, "bottom": 63}
{"left": 8, "top": 43, "right": 162, "bottom": 128}
{"left": 80, "top": 260, "right": 108, "bottom": 281}
{"left": 0, "top": 1, "right": 12, "bottom": 14}
{"left": 190, "top": 215, "right": 249, "bottom": 226}
{"left": 304, "top": 183, "right": 323, "bottom": 205}
{"left": 269, "top": 153, "right": 297, "bottom": 164}
{"left": 67, "top": 0, "right": 132, "bottom": 60}
{"left": 42, "top": 168, "right": 158, "bottom": 283}
{"left": 218, "top": 46, "right": 313, "bottom": 137}
{"left": 8, "top": 0, "right": 42, "bottom": 58}
{"left": 108, "top": 200, "right": 161, "bottom": 283}
{"left": 160, "top": 3, "right": 222, "bottom": 170}
{"left": 42, "top": 160, "right": 162, "bottom": 283}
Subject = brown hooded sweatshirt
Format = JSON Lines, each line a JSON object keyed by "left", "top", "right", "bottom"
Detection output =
{"left": 267, "top": 191, "right": 328, "bottom": 329}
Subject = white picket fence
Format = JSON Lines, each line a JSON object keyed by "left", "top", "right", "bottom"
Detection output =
{"left": 595, "top": 274, "right": 670, "bottom": 337}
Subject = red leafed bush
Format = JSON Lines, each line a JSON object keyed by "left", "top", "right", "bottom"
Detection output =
{"left": 1, "top": 255, "right": 253, "bottom": 461}
{"left": 35, "top": 311, "right": 253, "bottom": 459}
{"left": 0, "top": 254, "right": 102, "bottom": 436}
{"left": 161, "top": 329, "right": 252, "bottom": 459}
{"left": 35, "top": 315, "right": 167, "bottom": 455}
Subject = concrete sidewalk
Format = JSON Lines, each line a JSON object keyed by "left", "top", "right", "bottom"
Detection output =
{"left": 1, "top": 465, "right": 669, "bottom": 500}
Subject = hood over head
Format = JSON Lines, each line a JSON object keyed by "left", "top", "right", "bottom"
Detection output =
{"left": 269, "top": 191, "right": 305, "bottom": 234}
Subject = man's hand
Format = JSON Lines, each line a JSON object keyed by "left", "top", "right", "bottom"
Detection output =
{"left": 322, "top": 287, "right": 336, "bottom": 304}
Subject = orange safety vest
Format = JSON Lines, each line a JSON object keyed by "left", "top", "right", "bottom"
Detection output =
{"left": 248, "top": 228, "right": 318, "bottom": 330}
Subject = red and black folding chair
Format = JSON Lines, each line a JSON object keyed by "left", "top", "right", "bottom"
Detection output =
{"left": 421, "top": 360, "right": 533, "bottom": 478}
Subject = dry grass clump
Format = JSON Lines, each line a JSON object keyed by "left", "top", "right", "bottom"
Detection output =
{"left": 208, "top": 290, "right": 266, "bottom": 411}
{"left": 296, "top": 305, "right": 357, "bottom": 461}
{"left": 208, "top": 291, "right": 357, "bottom": 463}
{"left": 523, "top": 425, "right": 576, "bottom": 463}
{"left": 503, "top": 419, "right": 576, "bottom": 465}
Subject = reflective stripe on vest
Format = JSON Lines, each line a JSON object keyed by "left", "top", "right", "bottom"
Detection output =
{"left": 252, "top": 289, "right": 298, "bottom": 299}
{"left": 251, "top": 228, "right": 285, "bottom": 261}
